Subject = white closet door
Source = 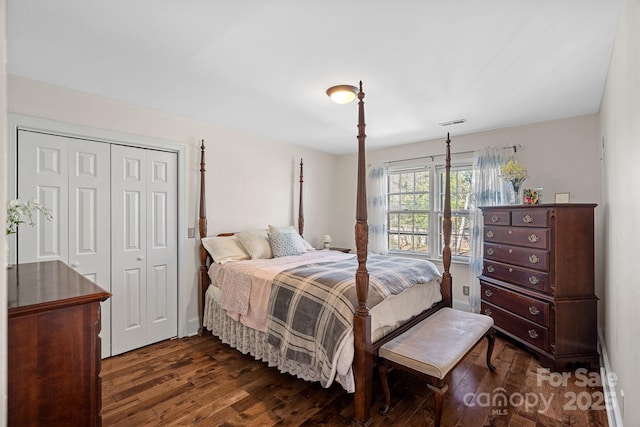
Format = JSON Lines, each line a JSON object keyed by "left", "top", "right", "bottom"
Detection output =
{"left": 67, "top": 139, "right": 112, "bottom": 358}
{"left": 146, "top": 150, "right": 178, "bottom": 344}
{"left": 17, "top": 131, "right": 69, "bottom": 263}
{"left": 111, "top": 145, "right": 177, "bottom": 354}
{"left": 17, "top": 131, "right": 113, "bottom": 358}
{"left": 111, "top": 145, "right": 148, "bottom": 354}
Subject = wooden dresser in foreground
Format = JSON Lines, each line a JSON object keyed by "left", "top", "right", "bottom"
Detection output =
{"left": 7, "top": 261, "right": 111, "bottom": 427}
{"left": 479, "top": 204, "right": 598, "bottom": 371}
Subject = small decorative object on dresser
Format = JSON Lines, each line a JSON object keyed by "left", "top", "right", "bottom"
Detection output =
{"left": 321, "top": 234, "right": 333, "bottom": 249}
{"left": 555, "top": 192, "right": 570, "bottom": 203}
{"left": 523, "top": 188, "right": 543, "bottom": 205}
{"left": 479, "top": 204, "right": 598, "bottom": 371}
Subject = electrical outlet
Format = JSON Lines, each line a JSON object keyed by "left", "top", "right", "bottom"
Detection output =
{"left": 188, "top": 227, "right": 195, "bottom": 238}
{"left": 463, "top": 286, "right": 470, "bottom": 296}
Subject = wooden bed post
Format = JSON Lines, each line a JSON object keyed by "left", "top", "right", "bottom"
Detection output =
{"left": 298, "top": 159, "right": 304, "bottom": 236}
{"left": 352, "top": 81, "right": 373, "bottom": 427}
{"left": 441, "top": 134, "right": 453, "bottom": 307}
{"left": 198, "top": 140, "right": 209, "bottom": 335}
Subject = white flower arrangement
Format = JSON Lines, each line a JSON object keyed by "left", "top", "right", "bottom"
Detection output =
{"left": 500, "top": 160, "right": 529, "bottom": 184}
{"left": 6, "top": 198, "right": 53, "bottom": 235}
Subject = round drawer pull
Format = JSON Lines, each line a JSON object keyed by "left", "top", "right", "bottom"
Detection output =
{"left": 484, "top": 289, "right": 493, "bottom": 297}
{"left": 508, "top": 268, "right": 513, "bottom": 273}
{"left": 508, "top": 230, "right": 513, "bottom": 235}
{"left": 484, "top": 309, "right": 492, "bottom": 316}
{"left": 486, "top": 230, "right": 495, "bottom": 238}
{"left": 487, "top": 248, "right": 495, "bottom": 255}
{"left": 528, "top": 329, "right": 539, "bottom": 339}
{"left": 529, "top": 276, "right": 539, "bottom": 285}
{"left": 491, "top": 215, "right": 500, "bottom": 223}
{"left": 529, "top": 254, "right": 540, "bottom": 264}
{"left": 487, "top": 265, "right": 495, "bottom": 273}
{"left": 529, "top": 306, "right": 541, "bottom": 315}
{"left": 528, "top": 233, "right": 539, "bottom": 243}
{"left": 508, "top": 249, "right": 513, "bottom": 254}
{"left": 523, "top": 214, "right": 534, "bottom": 224}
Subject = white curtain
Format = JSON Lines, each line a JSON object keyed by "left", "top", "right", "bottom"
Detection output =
{"left": 367, "top": 163, "right": 388, "bottom": 255}
{"left": 468, "top": 146, "right": 514, "bottom": 312}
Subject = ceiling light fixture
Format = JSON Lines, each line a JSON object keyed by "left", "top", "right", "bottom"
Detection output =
{"left": 326, "top": 84, "right": 358, "bottom": 104}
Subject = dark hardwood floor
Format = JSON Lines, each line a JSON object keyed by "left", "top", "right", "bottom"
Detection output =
{"left": 102, "top": 334, "right": 609, "bottom": 426}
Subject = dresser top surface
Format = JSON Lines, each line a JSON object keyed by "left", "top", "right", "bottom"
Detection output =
{"left": 479, "top": 203, "right": 597, "bottom": 210}
{"left": 8, "top": 260, "right": 111, "bottom": 316}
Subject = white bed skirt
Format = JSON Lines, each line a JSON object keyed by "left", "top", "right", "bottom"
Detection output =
{"left": 203, "top": 290, "right": 356, "bottom": 392}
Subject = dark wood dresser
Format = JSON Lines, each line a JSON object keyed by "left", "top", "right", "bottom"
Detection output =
{"left": 7, "top": 261, "right": 111, "bottom": 427}
{"left": 479, "top": 204, "right": 598, "bottom": 371}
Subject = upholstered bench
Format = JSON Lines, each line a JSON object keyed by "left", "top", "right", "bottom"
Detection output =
{"left": 378, "top": 307, "right": 496, "bottom": 427}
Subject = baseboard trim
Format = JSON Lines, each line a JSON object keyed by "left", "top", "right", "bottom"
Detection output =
{"left": 598, "top": 328, "right": 624, "bottom": 427}
{"left": 453, "top": 299, "right": 471, "bottom": 312}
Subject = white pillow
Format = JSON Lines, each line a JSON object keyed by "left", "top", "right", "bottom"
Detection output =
{"left": 268, "top": 224, "right": 314, "bottom": 252}
{"left": 201, "top": 236, "right": 249, "bottom": 264}
{"left": 236, "top": 229, "right": 273, "bottom": 259}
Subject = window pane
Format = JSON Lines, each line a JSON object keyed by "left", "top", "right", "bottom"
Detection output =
{"left": 400, "top": 173, "right": 414, "bottom": 192}
{"left": 389, "top": 214, "right": 399, "bottom": 232}
{"left": 388, "top": 233, "right": 400, "bottom": 251}
{"left": 400, "top": 194, "right": 415, "bottom": 210}
{"left": 386, "top": 168, "right": 433, "bottom": 255}
{"left": 398, "top": 234, "right": 414, "bottom": 251}
{"left": 416, "top": 193, "right": 429, "bottom": 209}
{"left": 415, "top": 234, "right": 428, "bottom": 253}
{"left": 389, "top": 174, "right": 400, "bottom": 193}
{"left": 415, "top": 171, "right": 429, "bottom": 192}
{"left": 399, "top": 213, "right": 413, "bottom": 232}
{"left": 414, "top": 213, "right": 428, "bottom": 233}
{"left": 389, "top": 194, "right": 400, "bottom": 211}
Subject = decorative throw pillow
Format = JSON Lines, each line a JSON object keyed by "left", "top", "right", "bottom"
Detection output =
{"left": 236, "top": 229, "right": 273, "bottom": 259}
{"left": 201, "top": 236, "right": 249, "bottom": 264}
{"left": 268, "top": 224, "right": 311, "bottom": 253}
{"left": 269, "top": 232, "right": 305, "bottom": 257}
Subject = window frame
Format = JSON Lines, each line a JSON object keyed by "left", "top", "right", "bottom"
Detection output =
{"left": 386, "top": 158, "right": 473, "bottom": 263}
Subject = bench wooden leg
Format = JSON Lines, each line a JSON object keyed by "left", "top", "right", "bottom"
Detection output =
{"left": 378, "top": 364, "right": 392, "bottom": 415}
{"left": 427, "top": 381, "right": 448, "bottom": 427}
{"left": 486, "top": 329, "right": 497, "bottom": 371}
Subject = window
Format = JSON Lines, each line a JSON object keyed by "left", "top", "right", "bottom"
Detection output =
{"left": 387, "top": 162, "right": 472, "bottom": 261}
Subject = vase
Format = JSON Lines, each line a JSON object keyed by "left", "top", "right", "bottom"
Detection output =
{"left": 509, "top": 181, "right": 524, "bottom": 205}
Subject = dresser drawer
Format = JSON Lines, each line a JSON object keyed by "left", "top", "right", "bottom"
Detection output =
{"left": 480, "top": 282, "right": 549, "bottom": 326}
{"left": 481, "top": 301, "right": 549, "bottom": 352}
{"left": 483, "top": 227, "right": 549, "bottom": 249}
{"left": 483, "top": 210, "right": 511, "bottom": 226}
{"left": 483, "top": 244, "right": 549, "bottom": 272}
{"left": 510, "top": 209, "right": 550, "bottom": 228}
{"left": 482, "top": 261, "right": 550, "bottom": 293}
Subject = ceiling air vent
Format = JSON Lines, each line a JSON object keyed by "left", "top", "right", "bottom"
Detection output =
{"left": 439, "top": 119, "right": 467, "bottom": 126}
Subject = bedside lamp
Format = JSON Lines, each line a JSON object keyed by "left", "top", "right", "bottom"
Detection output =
{"left": 322, "top": 235, "right": 333, "bottom": 249}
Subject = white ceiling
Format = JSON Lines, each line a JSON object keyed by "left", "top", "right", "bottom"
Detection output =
{"left": 7, "top": 0, "right": 622, "bottom": 155}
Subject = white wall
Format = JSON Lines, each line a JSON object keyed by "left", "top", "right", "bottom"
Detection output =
{"left": 7, "top": 75, "right": 338, "bottom": 336}
{"left": 599, "top": 0, "right": 640, "bottom": 424}
{"left": 1, "top": 0, "right": 8, "bottom": 424}
{"left": 333, "top": 115, "right": 602, "bottom": 309}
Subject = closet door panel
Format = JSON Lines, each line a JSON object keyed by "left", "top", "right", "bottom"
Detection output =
{"left": 67, "top": 140, "right": 112, "bottom": 358}
{"left": 111, "top": 145, "right": 148, "bottom": 355}
{"left": 147, "top": 151, "right": 178, "bottom": 343}
{"left": 17, "top": 131, "right": 69, "bottom": 263}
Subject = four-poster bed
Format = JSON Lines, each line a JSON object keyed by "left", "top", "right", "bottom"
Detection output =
{"left": 197, "top": 82, "right": 453, "bottom": 426}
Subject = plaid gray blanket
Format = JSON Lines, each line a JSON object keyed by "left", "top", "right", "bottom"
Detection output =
{"left": 267, "top": 254, "right": 441, "bottom": 387}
